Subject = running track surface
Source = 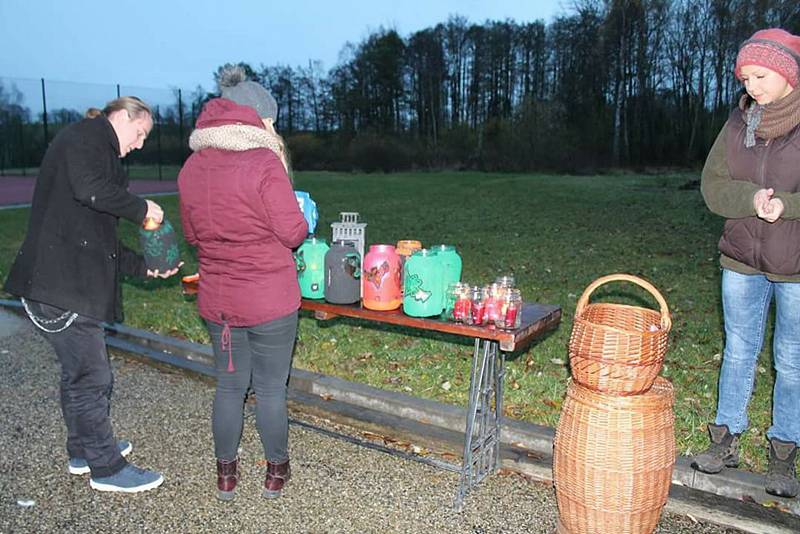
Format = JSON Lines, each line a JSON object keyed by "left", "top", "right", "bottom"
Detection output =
{"left": 0, "top": 175, "right": 177, "bottom": 207}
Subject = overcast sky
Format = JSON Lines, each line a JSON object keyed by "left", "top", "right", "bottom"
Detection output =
{"left": 1, "top": 0, "right": 566, "bottom": 92}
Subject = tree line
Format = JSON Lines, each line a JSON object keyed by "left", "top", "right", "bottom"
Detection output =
{"left": 249, "top": 0, "right": 799, "bottom": 172}
{"left": 3, "top": 0, "right": 799, "bottom": 174}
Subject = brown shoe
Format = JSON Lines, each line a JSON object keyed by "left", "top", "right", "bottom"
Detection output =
{"left": 217, "top": 458, "right": 239, "bottom": 501}
{"left": 263, "top": 459, "right": 290, "bottom": 498}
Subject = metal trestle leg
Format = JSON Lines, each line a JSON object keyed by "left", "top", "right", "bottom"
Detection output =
{"left": 454, "top": 337, "right": 505, "bottom": 509}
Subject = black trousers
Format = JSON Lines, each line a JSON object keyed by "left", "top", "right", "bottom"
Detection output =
{"left": 33, "top": 301, "right": 127, "bottom": 478}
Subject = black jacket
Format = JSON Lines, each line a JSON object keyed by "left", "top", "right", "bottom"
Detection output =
{"left": 4, "top": 116, "right": 148, "bottom": 322}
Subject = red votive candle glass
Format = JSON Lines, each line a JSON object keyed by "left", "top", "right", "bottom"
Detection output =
{"left": 484, "top": 283, "right": 506, "bottom": 326}
{"left": 457, "top": 287, "right": 474, "bottom": 322}
{"left": 499, "top": 288, "right": 522, "bottom": 330}
{"left": 469, "top": 286, "right": 485, "bottom": 326}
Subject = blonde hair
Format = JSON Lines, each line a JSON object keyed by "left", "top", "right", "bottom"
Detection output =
{"left": 84, "top": 108, "right": 103, "bottom": 119}
{"left": 101, "top": 96, "right": 152, "bottom": 119}
{"left": 263, "top": 118, "right": 292, "bottom": 175}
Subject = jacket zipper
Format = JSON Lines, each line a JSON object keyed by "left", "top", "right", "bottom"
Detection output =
{"left": 753, "top": 139, "right": 772, "bottom": 266}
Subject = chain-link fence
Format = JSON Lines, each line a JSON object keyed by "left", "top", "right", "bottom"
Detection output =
{"left": 0, "top": 76, "right": 207, "bottom": 179}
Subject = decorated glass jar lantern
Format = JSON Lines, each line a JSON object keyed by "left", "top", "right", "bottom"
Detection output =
{"left": 295, "top": 237, "right": 329, "bottom": 299}
{"left": 396, "top": 240, "right": 422, "bottom": 266}
{"left": 325, "top": 241, "right": 361, "bottom": 304}
{"left": 403, "top": 249, "right": 445, "bottom": 317}
{"left": 331, "top": 212, "right": 367, "bottom": 297}
{"left": 362, "top": 244, "right": 402, "bottom": 310}
{"left": 432, "top": 244, "right": 462, "bottom": 295}
{"left": 139, "top": 217, "right": 180, "bottom": 272}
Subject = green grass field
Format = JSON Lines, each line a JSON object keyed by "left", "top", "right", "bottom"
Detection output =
{"left": 0, "top": 170, "right": 780, "bottom": 471}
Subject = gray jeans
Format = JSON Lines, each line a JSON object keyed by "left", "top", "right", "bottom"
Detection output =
{"left": 206, "top": 312, "right": 298, "bottom": 462}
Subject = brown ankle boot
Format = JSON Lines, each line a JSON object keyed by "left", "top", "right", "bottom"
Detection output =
{"left": 216, "top": 458, "right": 239, "bottom": 501}
{"left": 263, "top": 459, "right": 290, "bottom": 498}
{"left": 691, "top": 423, "right": 740, "bottom": 474}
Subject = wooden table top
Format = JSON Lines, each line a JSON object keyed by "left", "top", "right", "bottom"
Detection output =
{"left": 301, "top": 300, "right": 561, "bottom": 353}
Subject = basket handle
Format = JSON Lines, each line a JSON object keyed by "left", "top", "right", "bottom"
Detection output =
{"left": 575, "top": 273, "right": 671, "bottom": 330}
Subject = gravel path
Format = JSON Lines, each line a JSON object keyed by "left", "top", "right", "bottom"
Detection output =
{"left": 0, "top": 311, "right": 738, "bottom": 533}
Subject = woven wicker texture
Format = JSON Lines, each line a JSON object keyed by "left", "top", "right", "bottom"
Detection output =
{"left": 568, "top": 274, "right": 671, "bottom": 395}
{"left": 553, "top": 377, "right": 676, "bottom": 534}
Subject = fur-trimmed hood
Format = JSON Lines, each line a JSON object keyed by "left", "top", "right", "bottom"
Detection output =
{"left": 189, "top": 98, "right": 281, "bottom": 155}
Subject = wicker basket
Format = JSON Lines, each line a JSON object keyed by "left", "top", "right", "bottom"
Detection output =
{"left": 568, "top": 274, "right": 671, "bottom": 395}
{"left": 553, "top": 377, "right": 676, "bottom": 534}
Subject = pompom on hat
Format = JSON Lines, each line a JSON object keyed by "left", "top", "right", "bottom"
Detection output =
{"left": 217, "top": 65, "right": 278, "bottom": 120}
{"left": 734, "top": 28, "right": 800, "bottom": 88}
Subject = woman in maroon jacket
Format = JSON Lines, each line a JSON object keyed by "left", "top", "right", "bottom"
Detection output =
{"left": 178, "top": 66, "right": 308, "bottom": 500}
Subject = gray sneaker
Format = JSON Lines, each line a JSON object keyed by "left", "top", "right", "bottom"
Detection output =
{"left": 68, "top": 440, "right": 133, "bottom": 475}
{"left": 89, "top": 464, "right": 164, "bottom": 493}
{"left": 766, "top": 438, "right": 799, "bottom": 498}
{"left": 691, "top": 423, "right": 740, "bottom": 474}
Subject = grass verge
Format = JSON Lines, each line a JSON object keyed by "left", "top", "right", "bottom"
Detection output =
{"left": 0, "top": 170, "right": 779, "bottom": 471}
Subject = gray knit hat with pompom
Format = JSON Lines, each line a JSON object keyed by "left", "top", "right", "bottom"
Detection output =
{"left": 217, "top": 65, "right": 278, "bottom": 120}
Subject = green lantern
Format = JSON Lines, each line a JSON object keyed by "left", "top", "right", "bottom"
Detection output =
{"left": 402, "top": 249, "right": 444, "bottom": 317}
{"left": 139, "top": 218, "right": 180, "bottom": 272}
{"left": 432, "top": 244, "right": 462, "bottom": 294}
{"left": 296, "top": 237, "right": 329, "bottom": 299}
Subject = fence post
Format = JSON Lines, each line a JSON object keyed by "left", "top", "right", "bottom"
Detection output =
{"left": 178, "top": 89, "right": 185, "bottom": 162}
{"left": 18, "top": 117, "right": 26, "bottom": 176}
{"left": 156, "top": 105, "right": 162, "bottom": 180}
{"left": 0, "top": 115, "right": 5, "bottom": 175}
{"left": 118, "top": 84, "right": 129, "bottom": 174}
{"left": 41, "top": 78, "right": 49, "bottom": 147}
{"left": 0, "top": 124, "right": 4, "bottom": 175}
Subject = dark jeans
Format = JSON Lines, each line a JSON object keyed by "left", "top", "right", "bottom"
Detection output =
{"left": 32, "top": 301, "right": 127, "bottom": 478}
{"left": 206, "top": 312, "right": 298, "bottom": 462}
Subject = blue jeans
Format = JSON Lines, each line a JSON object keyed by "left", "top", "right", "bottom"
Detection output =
{"left": 715, "top": 269, "right": 800, "bottom": 444}
{"left": 206, "top": 312, "right": 298, "bottom": 462}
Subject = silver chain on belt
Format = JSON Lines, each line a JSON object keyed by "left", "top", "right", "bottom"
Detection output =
{"left": 20, "top": 297, "right": 78, "bottom": 333}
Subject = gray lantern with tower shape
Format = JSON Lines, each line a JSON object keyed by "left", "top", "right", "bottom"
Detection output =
{"left": 331, "top": 212, "right": 367, "bottom": 297}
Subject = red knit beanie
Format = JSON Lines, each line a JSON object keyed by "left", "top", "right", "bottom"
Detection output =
{"left": 734, "top": 28, "right": 800, "bottom": 88}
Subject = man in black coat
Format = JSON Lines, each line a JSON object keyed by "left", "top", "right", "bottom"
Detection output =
{"left": 4, "top": 96, "right": 179, "bottom": 493}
